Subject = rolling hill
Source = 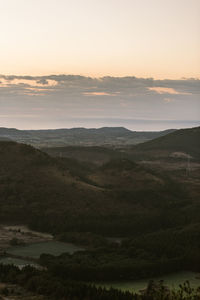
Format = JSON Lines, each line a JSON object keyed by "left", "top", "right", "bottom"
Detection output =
{"left": 129, "top": 126, "right": 200, "bottom": 160}
{"left": 0, "top": 138, "right": 199, "bottom": 237}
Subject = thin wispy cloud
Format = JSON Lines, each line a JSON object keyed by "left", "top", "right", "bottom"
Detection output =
{"left": 83, "top": 92, "right": 116, "bottom": 96}
{"left": 148, "top": 87, "right": 190, "bottom": 95}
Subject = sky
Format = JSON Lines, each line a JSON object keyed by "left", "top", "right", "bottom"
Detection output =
{"left": 0, "top": 0, "right": 199, "bottom": 130}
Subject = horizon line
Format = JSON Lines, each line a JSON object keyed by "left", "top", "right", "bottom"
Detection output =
{"left": 1, "top": 73, "right": 200, "bottom": 81}
{"left": 1, "top": 124, "right": 199, "bottom": 133}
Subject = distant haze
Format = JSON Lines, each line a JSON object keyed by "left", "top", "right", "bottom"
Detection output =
{"left": 0, "top": 75, "right": 199, "bottom": 131}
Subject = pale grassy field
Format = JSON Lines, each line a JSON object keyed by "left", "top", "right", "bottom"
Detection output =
{"left": 6, "top": 240, "right": 84, "bottom": 258}
{"left": 0, "top": 257, "right": 39, "bottom": 268}
{"left": 98, "top": 271, "right": 200, "bottom": 292}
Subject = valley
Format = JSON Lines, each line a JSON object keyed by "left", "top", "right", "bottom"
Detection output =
{"left": 0, "top": 126, "right": 200, "bottom": 299}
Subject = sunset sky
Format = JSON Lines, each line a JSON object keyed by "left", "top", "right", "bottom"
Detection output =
{"left": 0, "top": 0, "right": 199, "bottom": 130}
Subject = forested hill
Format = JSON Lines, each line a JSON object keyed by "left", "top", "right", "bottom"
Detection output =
{"left": 0, "top": 139, "right": 199, "bottom": 237}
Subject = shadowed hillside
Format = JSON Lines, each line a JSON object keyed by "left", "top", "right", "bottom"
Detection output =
{"left": 42, "top": 146, "right": 122, "bottom": 165}
{"left": 131, "top": 127, "right": 200, "bottom": 159}
{"left": 0, "top": 139, "right": 199, "bottom": 237}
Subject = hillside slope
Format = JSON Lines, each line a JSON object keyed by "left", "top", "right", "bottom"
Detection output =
{"left": 0, "top": 141, "right": 198, "bottom": 236}
{"left": 42, "top": 146, "right": 122, "bottom": 165}
{"left": 130, "top": 126, "right": 200, "bottom": 160}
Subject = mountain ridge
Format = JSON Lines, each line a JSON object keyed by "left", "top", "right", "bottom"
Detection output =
{"left": 0, "top": 126, "right": 176, "bottom": 147}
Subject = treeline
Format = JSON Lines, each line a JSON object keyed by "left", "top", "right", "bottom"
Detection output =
{"left": 39, "top": 251, "right": 183, "bottom": 282}
{"left": 56, "top": 231, "right": 109, "bottom": 248}
{"left": 0, "top": 264, "right": 199, "bottom": 300}
{"left": 0, "top": 264, "right": 133, "bottom": 300}
{"left": 39, "top": 223, "right": 200, "bottom": 282}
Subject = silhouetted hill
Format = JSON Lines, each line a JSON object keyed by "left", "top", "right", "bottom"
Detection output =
{"left": 130, "top": 127, "right": 200, "bottom": 160}
{"left": 0, "top": 126, "right": 176, "bottom": 147}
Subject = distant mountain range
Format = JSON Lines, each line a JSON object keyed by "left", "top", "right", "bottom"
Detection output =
{"left": 0, "top": 126, "right": 176, "bottom": 147}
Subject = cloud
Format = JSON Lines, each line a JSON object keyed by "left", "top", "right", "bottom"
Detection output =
{"left": 0, "top": 74, "right": 199, "bottom": 97}
{"left": 1, "top": 75, "right": 198, "bottom": 100}
{"left": 36, "top": 79, "right": 49, "bottom": 85}
{"left": 0, "top": 75, "right": 199, "bottom": 130}
{"left": 83, "top": 92, "right": 115, "bottom": 96}
{"left": 148, "top": 87, "right": 190, "bottom": 95}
